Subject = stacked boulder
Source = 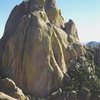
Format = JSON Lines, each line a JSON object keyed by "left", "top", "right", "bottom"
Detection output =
{"left": 0, "top": 77, "right": 26, "bottom": 100}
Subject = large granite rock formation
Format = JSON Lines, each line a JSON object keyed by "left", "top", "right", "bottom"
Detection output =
{"left": 0, "top": 0, "right": 85, "bottom": 97}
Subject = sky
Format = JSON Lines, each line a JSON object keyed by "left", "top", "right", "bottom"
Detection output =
{"left": 0, "top": 0, "right": 100, "bottom": 42}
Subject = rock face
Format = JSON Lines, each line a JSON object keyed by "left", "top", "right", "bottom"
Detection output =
{"left": 64, "top": 19, "right": 79, "bottom": 43}
{"left": 0, "top": 0, "right": 85, "bottom": 97}
{"left": 45, "top": 0, "right": 64, "bottom": 27}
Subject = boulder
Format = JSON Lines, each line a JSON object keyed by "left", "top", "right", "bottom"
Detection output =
{"left": 72, "top": 43, "right": 85, "bottom": 57}
{"left": 0, "top": 92, "right": 17, "bottom": 100}
{"left": 1, "top": 9, "right": 67, "bottom": 97}
{"left": 0, "top": 78, "right": 26, "bottom": 100}
{"left": 10, "top": 87, "right": 26, "bottom": 100}
{"left": 2, "top": 78, "right": 17, "bottom": 92}
{"left": 45, "top": 0, "right": 64, "bottom": 27}
{"left": 64, "top": 46, "right": 77, "bottom": 64}
{"left": 64, "top": 19, "right": 79, "bottom": 43}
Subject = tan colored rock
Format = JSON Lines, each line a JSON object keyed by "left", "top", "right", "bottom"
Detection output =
{"left": 45, "top": 0, "right": 56, "bottom": 6}
{"left": 10, "top": 87, "right": 26, "bottom": 100}
{"left": 32, "top": 0, "right": 45, "bottom": 7}
{"left": 64, "top": 19, "right": 79, "bottom": 43}
{"left": 45, "top": 0, "right": 64, "bottom": 27}
{"left": 4, "top": 2, "right": 27, "bottom": 37}
{"left": 0, "top": 92, "right": 17, "bottom": 100}
{"left": 72, "top": 43, "right": 85, "bottom": 57}
{"left": 0, "top": 0, "right": 85, "bottom": 98}
{"left": 64, "top": 46, "right": 77, "bottom": 64}
{"left": 1, "top": 10, "right": 67, "bottom": 97}
{"left": 63, "top": 43, "right": 85, "bottom": 65}
{"left": 52, "top": 26, "right": 85, "bottom": 64}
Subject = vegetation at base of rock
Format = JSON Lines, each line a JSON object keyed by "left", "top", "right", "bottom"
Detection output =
{"left": 45, "top": 49, "right": 100, "bottom": 100}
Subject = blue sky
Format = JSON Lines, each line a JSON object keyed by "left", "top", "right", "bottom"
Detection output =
{"left": 0, "top": 0, "right": 100, "bottom": 42}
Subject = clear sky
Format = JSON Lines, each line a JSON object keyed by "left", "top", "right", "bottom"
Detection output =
{"left": 0, "top": 0, "right": 100, "bottom": 42}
